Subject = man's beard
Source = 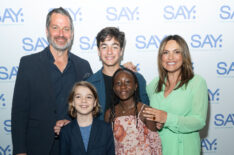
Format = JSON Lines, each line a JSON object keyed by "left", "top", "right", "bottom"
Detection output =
{"left": 47, "top": 32, "right": 73, "bottom": 52}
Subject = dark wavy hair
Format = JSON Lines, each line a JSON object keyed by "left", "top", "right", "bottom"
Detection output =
{"left": 96, "top": 27, "right": 125, "bottom": 49}
{"left": 156, "top": 35, "right": 194, "bottom": 92}
{"left": 109, "top": 68, "right": 140, "bottom": 128}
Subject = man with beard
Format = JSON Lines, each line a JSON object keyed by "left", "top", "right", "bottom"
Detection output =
{"left": 11, "top": 7, "right": 93, "bottom": 155}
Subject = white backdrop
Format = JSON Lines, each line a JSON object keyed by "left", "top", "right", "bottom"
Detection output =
{"left": 0, "top": 0, "right": 234, "bottom": 154}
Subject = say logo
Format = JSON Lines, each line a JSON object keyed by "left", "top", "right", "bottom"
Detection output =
{"left": 219, "top": 5, "right": 234, "bottom": 21}
{"left": 0, "top": 145, "right": 12, "bottom": 155}
{"left": 163, "top": 5, "right": 196, "bottom": 21}
{"left": 201, "top": 138, "right": 217, "bottom": 152}
{"left": 0, "top": 8, "right": 24, "bottom": 24}
{"left": 3, "top": 120, "right": 11, "bottom": 134}
{"left": 208, "top": 89, "right": 220, "bottom": 104}
{"left": 217, "top": 62, "right": 234, "bottom": 77}
{"left": 135, "top": 35, "right": 166, "bottom": 50}
{"left": 0, "top": 66, "right": 18, "bottom": 81}
{"left": 136, "top": 64, "right": 140, "bottom": 72}
{"left": 0, "top": 93, "right": 7, "bottom": 109}
{"left": 214, "top": 113, "right": 234, "bottom": 128}
{"left": 79, "top": 36, "right": 97, "bottom": 51}
{"left": 49, "top": 8, "right": 83, "bottom": 22}
{"left": 106, "top": 7, "right": 140, "bottom": 21}
{"left": 22, "top": 37, "right": 48, "bottom": 52}
{"left": 190, "top": 34, "right": 223, "bottom": 49}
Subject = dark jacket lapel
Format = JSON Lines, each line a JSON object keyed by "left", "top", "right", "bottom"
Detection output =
{"left": 73, "top": 120, "right": 87, "bottom": 154}
{"left": 37, "top": 47, "right": 56, "bottom": 112}
{"left": 87, "top": 118, "right": 99, "bottom": 153}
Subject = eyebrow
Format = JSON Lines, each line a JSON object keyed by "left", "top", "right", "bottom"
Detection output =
{"left": 100, "top": 42, "right": 120, "bottom": 46}
{"left": 74, "top": 93, "right": 94, "bottom": 96}
{"left": 164, "top": 48, "right": 180, "bottom": 51}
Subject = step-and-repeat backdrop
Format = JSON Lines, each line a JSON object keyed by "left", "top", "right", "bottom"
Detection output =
{"left": 0, "top": 0, "right": 233, "bottom": 154}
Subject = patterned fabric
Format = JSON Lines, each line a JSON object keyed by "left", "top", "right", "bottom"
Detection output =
{"left": 113, "top": 106, "right": 162, "bottom": 155}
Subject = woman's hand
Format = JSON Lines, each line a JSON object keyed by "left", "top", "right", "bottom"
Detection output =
{"left": 143, "top": 107, "right": 167, "bottom": 124}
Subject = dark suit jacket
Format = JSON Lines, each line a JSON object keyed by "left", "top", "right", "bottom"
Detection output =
{"left": 11, "top": 47, "right": 93, "bottom": 155}
{"left": 60, "top": 118, "right": 115, "bottom": 155}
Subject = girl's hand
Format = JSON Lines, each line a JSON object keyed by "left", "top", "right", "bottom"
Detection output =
{"left": 156, "top": 122, "right": 164, "bottom": 130}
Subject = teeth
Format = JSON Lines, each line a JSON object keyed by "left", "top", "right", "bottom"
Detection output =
{"left": 106, "top": 57, "right": 114, "bottom": 60}
{"left": 120, "top": 91, "right": 128, "bottom": 94}
{"left": 167, "top": 62, "right": 175, "bottom": 65}
{"left": 80, "top": 105, "right": 88, "bottom": 108}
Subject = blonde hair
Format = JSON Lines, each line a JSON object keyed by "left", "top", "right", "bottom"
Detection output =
{"left": 68, "top": 81, "right": 101, "bottom": 118}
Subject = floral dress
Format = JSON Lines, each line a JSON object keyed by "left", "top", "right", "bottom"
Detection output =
{"left": 113, "top": 105, "right": 162, "bottom": 155}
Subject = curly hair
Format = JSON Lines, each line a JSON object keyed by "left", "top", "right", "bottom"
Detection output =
{"left": 96, "top": 27, "right": 125, "bottom": 49}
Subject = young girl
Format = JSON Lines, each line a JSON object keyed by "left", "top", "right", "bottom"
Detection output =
{"left": 60, "top": 81, "right": 115, "bottom": 155}
{"left": 105, "top": 68, "right": 162, "bottom": 155}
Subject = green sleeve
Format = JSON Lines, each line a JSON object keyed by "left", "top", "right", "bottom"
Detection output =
{"left": 164, "top": 76, "right": 209, "bottom": 133}
{"left": 146, "top": 77, "right": 158, "bottom": 98}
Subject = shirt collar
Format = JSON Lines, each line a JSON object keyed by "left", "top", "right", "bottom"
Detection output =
{"left": 47, "top": 49, "right": 71, "bottom": 63}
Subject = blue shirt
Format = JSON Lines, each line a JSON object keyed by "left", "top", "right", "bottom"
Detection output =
{"left": 80, "top": 124, "right": 92, "bottom": 151}
{"left": 48, "top": 50, "right": 75, "bottom": 120}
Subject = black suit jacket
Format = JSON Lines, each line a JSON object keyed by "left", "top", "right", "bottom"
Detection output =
{"left": 60, "top": 119, "right": 115, "bottom": 155}
{"left": 11, "top": 47, "right": 93, "bottom": 155}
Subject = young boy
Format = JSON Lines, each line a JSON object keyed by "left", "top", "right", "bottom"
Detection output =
{"left": 87, "top": 27, "right": 149, "bottom": 120}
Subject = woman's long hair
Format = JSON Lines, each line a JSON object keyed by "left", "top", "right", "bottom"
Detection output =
{"left": 156, "top": 35, "right": 194, "bottom": 92}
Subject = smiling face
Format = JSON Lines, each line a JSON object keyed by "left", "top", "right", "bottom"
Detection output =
{"left": 47, "top": 13, "right": 73, "bottom": 52}
{"left": 98, "top": 36, "right": 123, "bottom": 69}
{"left": 72, "top": 86, "right": 96, "bottom": 116}
{"left": 113, "top": 71, "right": 137, "bottom": 101}
{"left": 161, "top": 40, "right": 183, "bottom": 75}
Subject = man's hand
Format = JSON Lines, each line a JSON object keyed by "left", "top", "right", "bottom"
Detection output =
{"left": 123, "top": 62, "right": 137, "bottom": 72}
{"left": 54, "top": 119, "right": 70, "bottom": 135}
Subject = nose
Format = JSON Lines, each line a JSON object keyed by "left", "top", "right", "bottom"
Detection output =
{"left": 107, "top": 47, "right": 113, "bottom": 54}
{"left": 168, "top": 52, "right": 174, "bottom": 59}
{"left": 81, "top": 97, "right": 87, "bottom": 103}
{"left": 58, "top": 28, "right": 64, "bottom": 36}
{"left": 120, "top": 82, "right": 127, "bottom": 89}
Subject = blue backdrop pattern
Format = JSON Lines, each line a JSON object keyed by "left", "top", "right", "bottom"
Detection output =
{"left": 0, "top": 0, "right": 234, "bottom": 154}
